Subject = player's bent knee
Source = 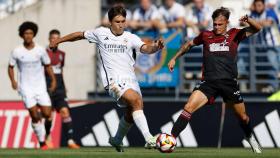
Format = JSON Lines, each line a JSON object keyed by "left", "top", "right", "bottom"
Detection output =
{"left": 60, "top": 108, "right": 70, "bottom": 118}
{"left": 239, "top": 114, "right": 249, "bottom": 123}
{"left": 131, "top": 98, "right": 143, "bottom": 110}
{"left": 184, "top": 103, "right": 196, "bottom": 113}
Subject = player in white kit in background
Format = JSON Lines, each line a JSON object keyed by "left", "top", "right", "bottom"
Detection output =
{"left": 50, "top": 6, "right": 164, "bottom": 152}
{"left": 8, "top": 21, "right": 57, "bottom": 150}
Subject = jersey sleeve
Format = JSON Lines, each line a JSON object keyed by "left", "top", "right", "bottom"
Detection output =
{"left": 9, "top": 51, "right": 17, "bottom": 66}
{"left": 193, "top": 32, "right": 204, "bottom": 45}
{"left": 84, "top": 28, "right": 99, "bottom": 43}
{"left": 176, "top": 5, "right": 186, "bottom": 18}
{"left": 131, "top": 34, "right": 145, "bottom": 52}
{"left": 234, "top": 28, "right": 247, "bottom": 43}
{"left": 41, "top": 49, "right": 51, "bottom": 65}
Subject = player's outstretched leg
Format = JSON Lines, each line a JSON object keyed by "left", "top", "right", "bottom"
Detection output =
{"left": 109, "top": 114, "right": 133, "bottom": 152}
{"left": 232, "top": 103, "right": 262, "bottom": 153}
{"left": 171, "top": 90, "right": 208, "bottom": 138}
{"left": 120, "top": 89, "right": 156, "bottom": 149}
{"left": 171, "top": 109, "right": 192, "bottom": 137}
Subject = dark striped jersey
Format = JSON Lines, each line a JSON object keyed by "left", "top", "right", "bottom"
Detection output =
{"left": 193, "top": 28, "right": 247, "bottom": 80}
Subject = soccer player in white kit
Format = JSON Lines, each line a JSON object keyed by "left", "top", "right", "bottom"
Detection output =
{"left": 8, "top": 21, "right": 57, "bottom": 150}
{"left": 50, "top": 6, "right": 164, "bottom": 152}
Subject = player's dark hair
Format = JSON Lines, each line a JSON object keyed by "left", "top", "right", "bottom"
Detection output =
{"left": 49, "top": 29, "right": 60, "bottom": 36}
{"left": 212, "top": 7, "right": 230, "bottom": 20}
{"left": 18, "top": 21, "right": 38, "bottom": 37}
{"left": 108, "top": 6, "right": 126, "bottom": 22}
{"left": 253, "top": 0, "right": 265, "bottom": 4}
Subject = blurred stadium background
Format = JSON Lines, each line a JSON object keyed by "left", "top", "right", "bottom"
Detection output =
{"left": 0, "top": 0, "right": 280, "bottom": 156}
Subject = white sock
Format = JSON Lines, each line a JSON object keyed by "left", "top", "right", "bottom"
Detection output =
{"left": 32, "top": 122, "right": 46, "bottom": 143}
{"left": 132, "top": 110, "right": 153, "bottom": 142}
{"left": 114, "top": 116, "right": 133, "bottom": 144}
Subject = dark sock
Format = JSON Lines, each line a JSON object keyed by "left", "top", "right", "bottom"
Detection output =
{"left": 240, "top": 120, "right": 253, "bottom": 138}
{"left": 62, "top": 117, "right": 74, "bottom": 140}
{"left": 171, "top": 110, "right": 192, "bottom": 138}
{"left": 39, "top": 141, "right": 46, "bottom": 147}
{"left": 45, "top": 119, "right": 52, "bottom": 137}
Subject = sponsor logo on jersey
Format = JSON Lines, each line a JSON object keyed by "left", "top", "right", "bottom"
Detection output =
{"left": 209, "top": 42, "right": 229, "bottom": 52}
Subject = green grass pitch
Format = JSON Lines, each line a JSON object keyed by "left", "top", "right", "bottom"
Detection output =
{"left": 0, "top": 147, "right": 279, "bottom": 158}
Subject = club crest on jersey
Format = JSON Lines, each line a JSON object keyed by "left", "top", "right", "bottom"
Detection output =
{"left": 123, "top": 38, "right": 128, "bottom": 43}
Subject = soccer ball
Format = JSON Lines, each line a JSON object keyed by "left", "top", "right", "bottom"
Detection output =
{"left": 156, "top": 133, "right": 177, "bottom": 153}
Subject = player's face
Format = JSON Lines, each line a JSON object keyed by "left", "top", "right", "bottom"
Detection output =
{"left": 140, "top": 0, "right": 151, "bottom": 10}
{"left": 213, "top": 15, "right": 228, "bottom": 35}
{"left": 164, "top": 0, "right": 174, "bottom": 8}
{"left": 22, "top": 29, "right": 34, "bottom": 44}
{"left": 49, "top": 33, "right": 60, "bottom": 47}
{"left": 110, "top": 15, "right": 126, "bottom": 35}
{"left": 254, "top": 1, "right": 265, "bottom": 14}
{"left": 194, "top": 0, "right": 204, "bottom": 10}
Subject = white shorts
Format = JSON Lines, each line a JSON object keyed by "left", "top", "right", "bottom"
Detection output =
{"left": 20, "top": 91, "right": 51, "bottom": 109}
{"left": 108, "top": 79, "right": 142, "bottom": 108}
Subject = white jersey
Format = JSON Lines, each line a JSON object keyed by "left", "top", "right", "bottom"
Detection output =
{"left": 84, "top": 27, "right": 145, "bottom": 87}
{"left": 9, "top": 43, "right": 50, "bottom": 95}
{"left": 159, "top": 2, "right": 185, "bottom": 23}
{"left": 133, "top": 4, "right": 160, "bottom": 21}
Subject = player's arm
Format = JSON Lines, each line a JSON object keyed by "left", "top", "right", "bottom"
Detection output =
{"left": 140, "top": 38, "right": 164, "bottom": 54}
{"left": 8, "top": 65, "right": 17, "bottom": 90}
{"left": 45, "top": 64, "right": 57, "bottom": 93}
{"left": 166, "top": 17, "right": 185, "bottom": 28}
{"left": 168, "top": 40, "right": 196, "bottom": 72}
{"left": 239, "top": 15, "right": 262, "bottom": 37}
{"left": 50, "top": 32, "right": 85, "bottom": 48}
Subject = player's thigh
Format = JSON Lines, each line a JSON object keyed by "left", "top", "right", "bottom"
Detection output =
{"left": 59, "top": 107, "right": 70, "bottom": 118}
{"left": 21, "top": 93, "right": 37, "bottom": 109}
{"left": 220, "top": 80, "right": 244, "bottom": 105}
{"left": 231, "top": 102, "right": 249, "bottom": 121}
{"left": 51, "top": 93, "right": 70, "bottom": 116}
{"left": 184, "top": 90, "right": 208, "bottom": 113}
{"left": 120, "top": 89, "right": 143, "bottom": 109}
{"left": 37, "top": 92, "right": 52, "bottom": 117}
{"left": 28, "top": 106, "right": 40, "bottom": 122}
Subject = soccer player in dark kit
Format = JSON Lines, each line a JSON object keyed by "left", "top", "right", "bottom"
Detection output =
{"left": 45, "top": 29, "right": 80, "bottom": 149}
{"left": 168, "top": 7, "right": 262, "bottom": 153}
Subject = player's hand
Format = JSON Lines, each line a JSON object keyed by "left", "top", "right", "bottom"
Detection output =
{"left": 154, "top": 38, "right": 164, "bottom": 51}
{"left": 11, "top": 81, "right": 18, "bottom": 90}
{"left": 239, "top": 15, "right": 249, "bottom": 23}
{"left": 49, "top": 81, "right": 57, "bottom": 93}
{"left": 168, "top": 59, "right": 176, "bottom": 72}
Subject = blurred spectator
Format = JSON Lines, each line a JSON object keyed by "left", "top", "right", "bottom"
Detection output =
{"left": 158, "top": 0, "right": 186, "bottom": 32}
{"left": 130, "top": 0, "right": 162, "bottom": 32}
{"left": 101, "top": 0, "right": 132, "bottom": 28}
{"left": 250, "top": 0, "right": 280, "bottom": 92}
{"left": 185, "top": 0, "right": 213, "bottom": 39}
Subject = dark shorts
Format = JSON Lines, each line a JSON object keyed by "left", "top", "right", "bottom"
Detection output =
{"left": 49, "top": 90, "right": 69, "bottom": 111}
{"left": 193, "top": 79, "right": 244, "bottom": 104}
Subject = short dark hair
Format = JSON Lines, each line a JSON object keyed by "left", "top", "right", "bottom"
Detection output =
{"left": 212, "top": 7, "right": 230, "bottom": 20}
{"left": 18, "top": 21, "right": 38, "bottom": 37}
{"left": 49, "top": 29, "right": 60, "bottom": 36}
{"left": 253, "top": 0, "right": 265, "bottom": 4}
{"left": 108, "top": 6, "right": 126, "bottom": 22}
